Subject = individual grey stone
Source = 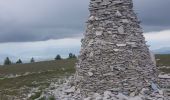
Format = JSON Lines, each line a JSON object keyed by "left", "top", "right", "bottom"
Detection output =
{"left": 158, "top": 74, "right": 170, "bottom": 79}
{"left": 122, "top": 19, "right": 129, "bottom": 23}
{"left": 118, "top": 26, "right": 125, "bottom": 34}
{"left": 89, "top": 52, "right": 94, "bottom": 57}
{"left": 151, "top": 82, "right": 159, "bottom": 92}
{"left": 92, "top": 93, "right": 102, "bottom": 100}
{"left": 113, "top": 49, "right": 120, "bottom": 52}
{"left": 88, "top": 72, "right": 93, "bottom": 76}
{"left": 100, "top": 0, "right": 111, "bottom": 6}
{"left": 116, "top": 44, "right": 127, "bottom": 47}
{"left": 96, "top": 31, "right": 103, "bottom": 36}
{"left": 84, "top": 97, "right": 91, "bottom": 100}
{"left": 89, "top": 16, "right": 99, "bottom": 21}
{"left": 129, "top": 92, "right": 136, "bottom": 97}
{"left": 115, "top": 10, "right": 122, "bottom": 17}
{"left": 65, "top": 86, "right": 75, "bottom": 93}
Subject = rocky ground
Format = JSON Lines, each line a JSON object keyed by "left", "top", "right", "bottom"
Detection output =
{"left": 40, "top": 75, "right": 169, "bottom": 100}
{"left": 0, "top": 56, "right": 170, "bottom": 100}
{"left": 0, "top": 59, "right": 76, "bottom": 100}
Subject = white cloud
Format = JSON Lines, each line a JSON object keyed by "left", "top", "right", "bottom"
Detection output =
{"left": 0, "top": 37, "right": 81, "bottom": 64}
{"left": 144, "top": 30, "right": 170, "bottom": 50}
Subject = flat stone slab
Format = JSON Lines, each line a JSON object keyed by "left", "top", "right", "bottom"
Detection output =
{"left": 159, "top": 74, "right": 170, "bottom": 79}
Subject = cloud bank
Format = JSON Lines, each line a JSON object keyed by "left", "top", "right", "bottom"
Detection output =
{"left": 1, "top": 29, "right": 170, "bottom": 64}
{"left": 0, "top": 38, "right": 81, "bottom": 64}
{"left": 0, "top": 0, "right": 88, "bottom": 42}
{"left": 0, "top": 0, "right": 170, "bottom": 42}
{"left": 144, "top": 30, "right": 170, "bottom": 49}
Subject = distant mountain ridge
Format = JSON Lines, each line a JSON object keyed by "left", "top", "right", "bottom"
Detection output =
{"left": 153, "top": 47, "right": 170, "bottom": 54}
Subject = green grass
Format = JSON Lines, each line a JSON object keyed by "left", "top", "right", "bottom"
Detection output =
{"left": 159, "top": 68, "right": 170, "bottom": 74}
{"left": 0, "top": 58, "right": 76, "bottom": 99}
{"left": 155, "top": 54, "right": 170, "bottom": 66}
{"left": 48, "top": 96, "right": 55, "bottom": 100}
{"left": 0, "top": 59, "right": 76, "bottom": 76}
{"left": 155, "top": 54, "right": 170, "bottom": 73}
{"left": 39, "top": 97, "right": 46, "bottom": 100}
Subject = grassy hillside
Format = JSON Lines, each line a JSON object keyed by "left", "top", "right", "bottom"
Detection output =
{"left": 156, "top": 54, "right": 170, "bottom": 66}
{"left": 0, "top": 55, "right": 170, "bottom": 99}
{"left": 155, "top": 54, "right": 170, "bottom": 73}
{"left": 0, "top": 59, "right": 76, "bottom": 76}
{"left": 0, "top": 58, "right": 76, "bottom": 99}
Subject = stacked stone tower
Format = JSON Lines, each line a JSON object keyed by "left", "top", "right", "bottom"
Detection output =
{"left": 74, "top": 0, "right": 158, "bottom": 97}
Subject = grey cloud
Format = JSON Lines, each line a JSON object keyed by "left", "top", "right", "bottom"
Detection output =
{"left": 0, "top": 0, "right": 89, "bottom": 42}
{"left": 134, "top": 0, "right": 170, "bottom": 26}
{"left": 133, "top": 0, "right": 170, "bottom": 31}
{"left": 0, "top": 0, "right": 170, "bottom": 43}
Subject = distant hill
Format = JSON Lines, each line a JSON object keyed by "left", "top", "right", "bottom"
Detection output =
{"left": 153, "top": 47, "right": 170, "bottom": 54}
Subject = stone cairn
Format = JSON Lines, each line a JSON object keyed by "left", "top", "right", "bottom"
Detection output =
{"left": 74, "top": 0, "right": 160, "bottom": 98}
{"left": 50, "top": 0, "right": 167, "bottom": 99}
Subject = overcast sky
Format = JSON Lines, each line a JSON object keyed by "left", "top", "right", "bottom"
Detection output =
{"left": 0, "top": 0, "right": 170, "bottom": 64}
